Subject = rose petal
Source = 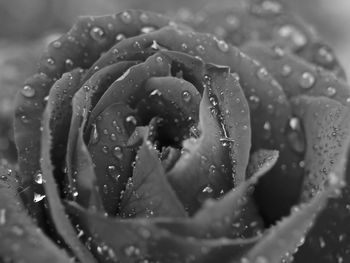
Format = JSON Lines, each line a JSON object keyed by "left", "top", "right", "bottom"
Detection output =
{"left": 193, "top": 0, "right": 345, "bottom": 77}
{"left": 87, "top": 103, "right": 137, "bottom": 215}
{"left": 0, "top": 165, "right": 72, "bottom": 263}
{"left": 41, "top": 83, "right": 97, "bottom": 263}
{"left": 243, "top": 42, "right": 350, "bottom": 105}
{"left": 119, "top": 138, "right": 187, "bottom": 218}
{"left": 294, "top": 139, "right": 350, "bottom": 262}
{"left": 167, "top": 63, "right": 251, "bottom": 213}
{"left": 291, "top": 96, "right": 350, "bottom": 200}
{"left": 66, "top": 201, "right": 258, "bottom": 263}
{"left": 244, "top": 177, "right": 342, "bottom": 263}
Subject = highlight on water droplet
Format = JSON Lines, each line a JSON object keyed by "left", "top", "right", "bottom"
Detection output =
{"left": 21, "top": 85, "right": 36, "bottom": 98}
{"left": 278, "top": 24, "right": 307, "bottom": 50}
{"left": 90, "top": 26, "right": 105, "bottom": 41}
{"left": 33, "top": 193, "right": 46, "bottom": 203}
{"left": 299, "top": 72, "right": 315, "bottom": 89}
{"left": 120, "top": 11, "right": 132, "bottom": 24}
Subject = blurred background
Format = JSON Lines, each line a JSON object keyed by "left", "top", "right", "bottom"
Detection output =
{"left": 1, "top": 0, "right": 350, "bottom": 162}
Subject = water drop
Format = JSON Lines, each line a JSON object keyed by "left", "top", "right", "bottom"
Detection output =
{"left": 0, "top": 209, "right": 6, "bottom": 225}
{"left": 254, "top": 256, "right": 268, "bottom": 263}
{"left": 116, "top": 33, "right": 126, "bottom": 41}
{"left": 33, "top": 193, "right": 46, "bottom": 203}
{"left": 65, "top": 58, "right": 74, "bottom": 68}
{"left": 90, "top": 26, "right": 105, "bottom": 41}
{"left": 278, "top": 24, "right": 307, "bottom": 49}
{"left": 209, "top": 165, "right": 216, "bottom": 175}
{"left": 181, "top": 90, "right": 192, "bottom": 103}
{"left": 120, "top": 11, "right": 132, "bottom": 24}
{"left": 139, "top": 13, "right": 149, "bottom": 23}
{"left": 254, "top": 0, "right": 282, "bottom": 15}
{"left": 196, "top": 44, "right": 205, "bottom": 54}
{"left": 248, "top": 95, "right": 260, "bottom": 110}
{"left": 317, "top": 46, "right": 334, "bottom": 64}
{"left": 257, "top": 67, "right": 269, "bottom": 81}
{"left": 273, "top": 45, "right": 285, "bottom": 57}
{"left": 299, "top": 72, "right": 315, "bottom": 89}
{"left": 21, "top": 85, "right": 35, "bottom": 98}
{"left": 91, "top": 124, "right": 99, "bottom": 144}
{"left": 226, "top": 15, "right": 240, "bottom": 30}
{"left": 34, "top": 172, "right": 43, "bottom": 184}
{"left": 150, "top": 89, "right": 162, "bottom": 96}
{"left": 217, "top": 39, "right": 229, "bottom": 52}
{"left": 47, "top": 57, "right": 55, "bottom": 65}
{"left": 126, "top": 115, "right": 137, "bottom": 125}
{"left": 197, "top": 185, "right": 215, "bottom": 203}
{"left": 155, "top": 56, "right": 163, "bottom": 63}
{"left": 263, "top": 121, "right": 272, "bottom": 139}
{"left": 123, "top": 245, "right": 141, "bottom": 257}
{"left": 113, "top": 146, "right": 123, "bottom": 160}
{"left": 52, "top": 41, "right": 62, "bottom": 48}
{"left": 102, "top": 146, "right": 109, "bottom": 154}
{"left": 289, "top": 117, "right": 300, "bottom": 130}
{"left": 281, "top": 64, "right": 292, "bottom": 77}
{"left": 287, "top": 130, "right": 305, "bottom": 154}
{"left": 326, "top": 86, "right": 336, "bottom": 97}
{"left": 141, "top": 26, "right": 155, "bottom": 34}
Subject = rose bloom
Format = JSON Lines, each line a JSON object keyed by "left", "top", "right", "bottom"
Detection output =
{"left": 1, "top": 1, "right": 350, "bottom": 263}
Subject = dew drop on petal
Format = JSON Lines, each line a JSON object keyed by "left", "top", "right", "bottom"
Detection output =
{"left": 34, "top": 172, "right": 43, "bottom": 184}
{"left": 21, "top": 85, "right": 35, "bottom": 98}
{"left": 0, "top": 209, "right": 6, "bottom": 225}
{"left": 123, "top": 245, "right": 140, "bottom": 257}
{"left": 257, "top": 67, "right": 269, "bottom": 81}
{"left": 317, "top": 46, "right": 334, "bottom": 64}
{"left": 52, "top": 41, "right": 62, "bottom": 48}
{"left": 33, "top": 193, "right": 46, "bottom": 203}
{"left": 47, "top": 57, "right": 55, "bottom": 65}
{"left": 65, "top": 58, "right": 74, "bottom": 68}
{"left": 90, "top": 26, "right": 105, "bottom": 41}
{"left": 116, "top": 33, "right": 126, "bottom": 42}
{"left": 254, "top": 256, "right": 268, "bottom": 263}
{"left": 141, "top": 26, "right": 155, "bottom": 34}
{"left": 281, "top": 64, "right": 292, "bottom": 77}
{"left": 248, "top": 95, "right": 260, "bottom": 110}
{"left": 289, "top": 117, "right": 300, "bottom": 130}
{"left": 326, "top": 86, "right": 336, "bottom": 97}
{"left": 299, "top": 72, "right": 315, "bottom": 89}
{"left": 263, "top": 121, "right": 272, "bottom": 139}
{"left": 126, "top": 115, "right": 137, "bottom": 126}
{"left": 181, "top": 90, "right": 192, "bottom": 103}
{"left": 217, "top": 39, "right": 229, "bottom": 52}
{"left": 155, "top": 56, "right": 163, "bottom": 64}
{"left": 102, "top": 146, "right": 109, "bottom": 154}
{"left": 113, "top": 146, "right": 123, "bottom": 160}
{"left": 226, "top": 14, "right": 240, "bottom": 30}
{"left": 278, "top": 24, "right": 307, "bottom": 49}
{"left": 91, "top": 124, "right": 99, "bottom": 144}
{"left": 120, "top": 11, "right": 132, "bottom": 24}
{"left": 196, "top": 44, "right": 205, "bottom": 54}
{"left": 139, "top": 12, "right": 149, "bottom": 23}
{"left": 197, "top": 185, "right": 215, "bottom": 204}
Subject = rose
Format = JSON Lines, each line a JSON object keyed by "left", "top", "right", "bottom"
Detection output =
{"left": 3, "top": 3, "right": 350, "bottom": 263}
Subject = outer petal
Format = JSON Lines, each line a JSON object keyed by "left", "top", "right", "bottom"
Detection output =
{"left": 0, "top": 165, "right": 72, "bottom": 263}
{"left": 66, "top": 202, "right": 258, "bottom": 263}
{"left": 192, "top": 0, "right": 345, "bottom": 77}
